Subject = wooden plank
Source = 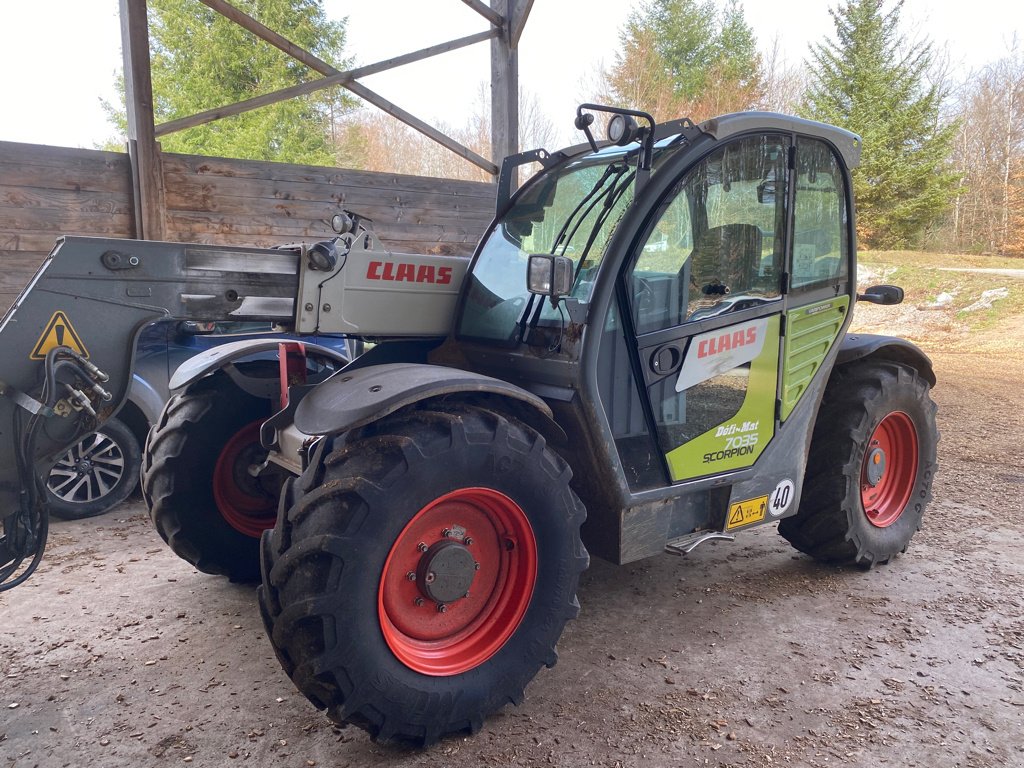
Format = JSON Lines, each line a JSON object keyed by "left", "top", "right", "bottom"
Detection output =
{"left": 162, "top": 175, "right": 495, "bottom": 215}
{"left": 0, "top": 142, "right": 130, "bottom": 171}
{"left": 0, "top": 185, "right": 135, "bottom": 216}
{"left": 0, "top": 207, "right": 134, "bottom": 233}
{"left": 159, "top": 230, "right": 478, "bottom": 256}
{"left": 0, "top": 158, "right": 133, "bottom": 193}
{"left": 161, "top": 196, "right": 494, "bottom": 232}
{"left": 159, "top": 153, "right": 496, "bottom": 198}
{"left": 0, "top": 253, "right": 45, "bottom": 290}
{"left": 0, "top": 234, "right": 64, "bottom": 252}
{"left": 165, "top": 211, "right": 486, "bottom": 240}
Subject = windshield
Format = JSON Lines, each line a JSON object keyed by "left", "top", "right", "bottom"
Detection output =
{"left": 456, "top": 144, "right": 640, "bottom": 344}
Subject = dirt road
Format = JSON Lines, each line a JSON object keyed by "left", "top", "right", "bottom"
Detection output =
{"left": 3, "top": 346, "right": 1023, "bottom": 768}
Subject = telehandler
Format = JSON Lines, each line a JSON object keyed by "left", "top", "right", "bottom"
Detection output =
{"left": 0, "top": 105, "right": 937, "bottom": 744}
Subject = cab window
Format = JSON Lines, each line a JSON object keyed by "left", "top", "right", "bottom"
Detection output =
{"left": 630, "top": 134, "right": 789, "bottom": 335}
{"left": 791, "top": 138, "right": 849, "bottom": 289}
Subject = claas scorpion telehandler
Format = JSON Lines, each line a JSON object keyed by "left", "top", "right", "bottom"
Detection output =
{"left": 0, "top": 105, "right": 937, "bottom": 744}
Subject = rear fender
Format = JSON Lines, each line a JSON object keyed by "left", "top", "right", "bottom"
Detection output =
{"left": 292, "top": 362, "right": 565, "bottom": 442}
{"left": 835, "top": 334, "right": 936, "bottom": 386}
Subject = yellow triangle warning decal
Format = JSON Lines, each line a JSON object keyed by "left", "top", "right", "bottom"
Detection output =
{"left": 30, "top": 311, "right": 89, "bottom": 360}
{"left": 728, "top": 506, "right": 746, "bottom": 527}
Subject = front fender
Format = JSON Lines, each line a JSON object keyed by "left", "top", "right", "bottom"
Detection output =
{"left": 168, "top": 338, "right": 350, "bottom": 391}
{"left": 836, "top": 333, "right": 936, "bottom": 386}
{"left": 293, "top": 362, "right": 556, "bottom": 437}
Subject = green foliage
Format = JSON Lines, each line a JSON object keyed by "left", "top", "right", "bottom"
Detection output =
{"left": 802, "top": 0, "right": 958, "bottom": 249}
{"left": 107, "top": 0, "right": 353, "bottom": 164}
{"left": 603, "top": 0, "right": 761, "bottom": 120}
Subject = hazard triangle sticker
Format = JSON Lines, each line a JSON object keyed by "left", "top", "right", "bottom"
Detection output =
{"left": 30, "top": 311, "right": 89, "bottom": 359}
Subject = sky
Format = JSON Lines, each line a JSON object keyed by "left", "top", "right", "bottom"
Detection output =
{"left": 0, "top": 0, "right": 1021, "bottom": 152}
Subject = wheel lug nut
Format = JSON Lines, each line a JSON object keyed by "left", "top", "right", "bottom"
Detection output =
{"left": 417, "top": 542, "right": 428, "bottom": 553}
{"left": 405, "top": 571, "right": 416, "bottom": 581}
{"left": 473, "top": 561, "right": 480, "bottom": 571}
{"left": 437, "top": 603, "right": 447, "bottom": 613}
{"left": 441, "top": 528, "right": 450, "bottom": 537}
{"left": 463, "top": 537, "right": 473, "bottom": 546}
{"left": 414, "top": 597, "right": 424, "bottom": 607}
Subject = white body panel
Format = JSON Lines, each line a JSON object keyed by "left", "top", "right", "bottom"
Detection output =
{"left": 296, "top": 232, "right": 469, "bottom": 336}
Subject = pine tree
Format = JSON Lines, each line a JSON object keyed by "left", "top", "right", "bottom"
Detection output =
{"left": 803, "top": 0, "right": 957, "bottom": 249}
{"left": 601, "top": 0, "right": 762, "bottom": 122}
{"left": 107, "top": 0, "right": 353, "bottom": 165}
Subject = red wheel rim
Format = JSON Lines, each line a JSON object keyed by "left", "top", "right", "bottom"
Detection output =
{"left": 212, "top": 420, "right": 277, "bottom": 537}
{"left": 860, "top": 411, "right": 918, "bottom": 528}
{"left": 378, "top": 488, "right": 537, "bottom": 676}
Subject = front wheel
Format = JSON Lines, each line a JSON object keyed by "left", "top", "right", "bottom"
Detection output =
{"left": 258, "top": 404, "right": 588, "bottom": 744}
{"left": 142, "top": 376, "right": 281, "bottom": 580}
{"left": 779, "top": 361, "right": 938, "bottom": 567}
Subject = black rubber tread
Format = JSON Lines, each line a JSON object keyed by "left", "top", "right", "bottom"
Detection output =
{"left": 46, "top": 417, "right": 142, "bottom": 520}
{"left": 142, "top": 376, "right": 272, "bottom": 581}
{"left": 258, "top": 403, "right": 589, "bottom": 745}
{"left": 779, "top": 361, "right": 938, "bottom": 567}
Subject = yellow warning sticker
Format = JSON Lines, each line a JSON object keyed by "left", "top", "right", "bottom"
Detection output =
{"left": 726, "top": 495, "right": 768, "bottom": 530}
{"left": 30, "top": 311, "right": 89, "bottom": 360}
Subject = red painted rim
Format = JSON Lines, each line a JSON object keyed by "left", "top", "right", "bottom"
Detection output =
{"left": 212, "top": 420, "right": 277, "bottom": 538}
{"left": 378, "top": 488, "right": 538, "bottom": 676}
{"left": 860, "top": 411, "right": 919, "bottom": 528}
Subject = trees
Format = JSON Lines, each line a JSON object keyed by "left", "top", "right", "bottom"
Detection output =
{"left": 336, "top": 87, "right": 555, "bottom": 182}
{"left": 600, "top": 0, "right": 762, "bottom": 122}
{"left": 945, "top": 46, "right": 1024, "bottom": 255}
{"left": 108, "top": 0, "right": 353, "bottom": 164}
{"left": 802, "top": 0, "right": 957, "bottom": 249}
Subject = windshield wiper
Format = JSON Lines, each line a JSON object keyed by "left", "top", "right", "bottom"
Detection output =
{"left": 551, "top": 163, "right": 628, "bottom": 256}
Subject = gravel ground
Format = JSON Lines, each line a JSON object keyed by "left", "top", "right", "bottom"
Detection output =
{"left": 2, "top": 341, "right": 1023, "bottom": 768}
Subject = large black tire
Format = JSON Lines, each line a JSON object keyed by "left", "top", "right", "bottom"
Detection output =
{"left": 142, "top": 376, "right": 278, "bottom": 581}
{"left": 46, "top": 417, "right": 141, "bottom": 520}
{"left": 779, "top": 361, "right": 938, "bottom": 567}
{"left": 258, "top": 404, "right": 588, "bottom": 745}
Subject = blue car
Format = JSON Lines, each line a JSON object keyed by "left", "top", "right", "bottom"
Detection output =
{"left": 45, "top": 321, "right": 352, "bottom": 519}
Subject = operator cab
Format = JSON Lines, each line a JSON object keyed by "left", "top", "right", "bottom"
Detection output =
{"left": 439, "top": 106, "right": 863, "bottom": 562}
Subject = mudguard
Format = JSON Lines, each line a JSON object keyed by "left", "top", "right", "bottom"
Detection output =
{"left": 168, "top": 338, "right": 350, "bottom": 391}
{"left": 293, "top": 362, "right": 556, "bottom": 437}
{"left": 836, "top": 333, "right": 936, "bottom": 386}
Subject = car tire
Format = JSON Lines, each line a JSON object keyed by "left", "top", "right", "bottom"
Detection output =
{"left": 46, "top": 417, "right": 142, "bottom": 520}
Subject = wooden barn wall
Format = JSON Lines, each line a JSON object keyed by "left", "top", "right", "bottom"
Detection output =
{"left": 0, "top": 141, "right": 496, "bottom": 313}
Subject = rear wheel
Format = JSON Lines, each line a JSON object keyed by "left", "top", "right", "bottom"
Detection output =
{"left": 46, "top": 417, "right": 141, "bottom": 520}
{"left": 779, "top": 361, "right": 938, "bottom": 567}
{"left": 258, "top": 404, "right": 588, "bottom": 744}
{"left": 143, "top": 377, "right": 280, "bottom": 580}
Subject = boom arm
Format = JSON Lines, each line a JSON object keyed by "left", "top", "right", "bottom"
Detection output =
{"left": 0, "top": 230, "right": 467, "bottom": 590}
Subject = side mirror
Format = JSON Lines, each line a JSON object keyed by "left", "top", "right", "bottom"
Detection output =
{"left": 527, "top": 254, "right": 574, "bottom": 306}
{"left": 857, "top": 284, "right": 904, "bottom": 305}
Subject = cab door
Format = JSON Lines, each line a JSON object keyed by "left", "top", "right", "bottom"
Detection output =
{"left": 625, "top": 133, "right": 790, "bottom": 483}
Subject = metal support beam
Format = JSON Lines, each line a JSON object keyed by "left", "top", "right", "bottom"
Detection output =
{"left": 119, "top": 0, "right": 165, "bottom": 240}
